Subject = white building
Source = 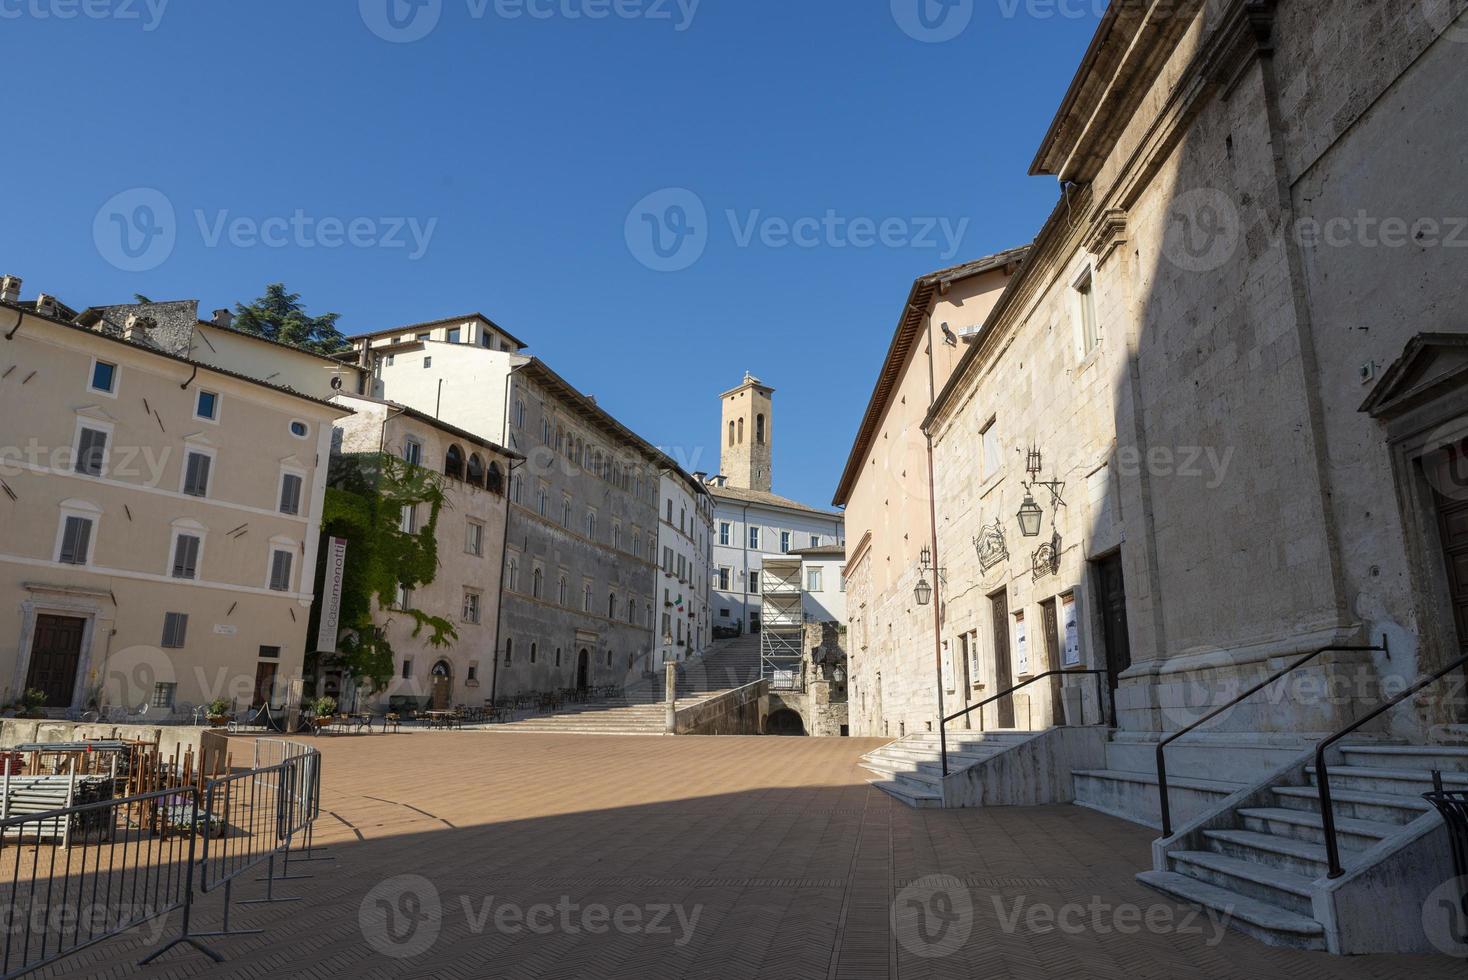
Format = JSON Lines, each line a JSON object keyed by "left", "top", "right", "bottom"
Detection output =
{"left": 655, "top": 466, "right": 714, "bottom": 668}
{"left": 706, "top": 374, "right": 844, "bottom": 635}
{"left": 791, "top": 544, "right": 846, "bottom": 624}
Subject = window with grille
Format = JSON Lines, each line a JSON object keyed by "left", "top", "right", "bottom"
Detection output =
{"left": 152, "top": 683, "right": 176, "bottom": 709}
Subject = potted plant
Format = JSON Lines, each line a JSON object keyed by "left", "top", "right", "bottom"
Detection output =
{"left": 205, "top": 697, "right": 232, "bottom": 727}
{"left": 15, "top": 689, "right": 48, "bottom": 719}
{"left": 309, "top": 696, "right": 339, "bottom": 735}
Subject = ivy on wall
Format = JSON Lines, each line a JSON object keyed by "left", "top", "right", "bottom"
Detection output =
{"left": 306, "top": 452, "right": 458, "bottom": 697}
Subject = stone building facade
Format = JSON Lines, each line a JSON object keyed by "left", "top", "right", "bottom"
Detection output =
{"left": 655, "top": 466, "right": 714, "bottom": 668}
{"left": 842, "top": 0, "right": 1468, "bottom": 746}
{"left": 330, "top": 394, "right": 516, "bottom": 710}
{"left": 351, "top": 324, "right": 662, "bottom": 697}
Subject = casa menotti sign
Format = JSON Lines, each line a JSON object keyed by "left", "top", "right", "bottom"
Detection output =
{"left": 315, "top": 536, "right": 348, "bottom": 654}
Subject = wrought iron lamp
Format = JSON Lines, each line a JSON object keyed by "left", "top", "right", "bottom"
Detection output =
{"left": 1016, "top": 493, "right": 1044, "bottom": 538}
{"left": 913, "top": 546, "right": 941, "bottom": 606}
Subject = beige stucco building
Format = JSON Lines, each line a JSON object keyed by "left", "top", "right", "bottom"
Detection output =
{"left": 0, "top": 288, "right": 347, "bottom": 717}
{"left": 330, "top": 394, "right": 517, "bottom": 711}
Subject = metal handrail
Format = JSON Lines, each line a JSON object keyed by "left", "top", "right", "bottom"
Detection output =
{"left": 1157, "top": 637, "right": 1388, "bottom": 837}
{"left": 940, "top": 669, "right": 1110, "bottom": 777}
{"left": 1315, "top": 649, "right": 1468, "bottom": 878}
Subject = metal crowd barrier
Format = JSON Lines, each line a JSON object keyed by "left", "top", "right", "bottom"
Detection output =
{"left": 0, "top": 740, "right": 324, "bottom": 978}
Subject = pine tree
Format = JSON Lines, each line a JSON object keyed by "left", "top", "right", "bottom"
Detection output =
{"left": 232, "top": 283, "right": 347, "bottom": 355}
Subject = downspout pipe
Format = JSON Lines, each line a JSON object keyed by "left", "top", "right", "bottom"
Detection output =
{"left": 923, "top": 318, "right": 949, "bottom": 777}
{"left": 488, "top": 455, "right": 520, "bottom": 706}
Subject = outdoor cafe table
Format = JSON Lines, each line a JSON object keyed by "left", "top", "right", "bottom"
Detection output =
{"left": 422, "top": 710, "right": 459, "bottom": 730}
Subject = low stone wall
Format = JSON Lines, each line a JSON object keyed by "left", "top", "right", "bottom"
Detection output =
{"left": 675, "top": 682, "right": 768, "bottom": 735}
{"left": 0, "top": 720, "right": 212, "bottom": 760}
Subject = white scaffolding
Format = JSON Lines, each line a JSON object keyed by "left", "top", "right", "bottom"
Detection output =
{"left": 760, "top": 556, "right": 804, "bottom": 690}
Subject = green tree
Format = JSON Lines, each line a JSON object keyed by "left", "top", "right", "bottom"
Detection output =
{"left": 233, "top": 283, "right": 348, "bottom": 355}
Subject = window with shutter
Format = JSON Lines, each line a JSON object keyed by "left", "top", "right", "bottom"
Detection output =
{"left": 279, "top": 474, "right": 303, "bottom": 515}
{"left": 75, "top": 428, "right": 107, "bottom": 477}
{"left": 58, "top": 515, "right": 93, "bottom": 565}
{"left": 268, "top": 550, "right": 292, "bottom": 591}
{"left": 183, "top": 452, "right": 211, "bottom": 497}
{"left": 161, "top": 612, "right": 188, "bottom": 648}
{"left": 171, "top": 534, "right": 200, "bottom": 579}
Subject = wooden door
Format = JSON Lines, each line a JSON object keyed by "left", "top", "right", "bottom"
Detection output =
{"left": 25, "top": 615, "right": 85, "bottom": 708}
{"left": 1096, "top": 553, "right": 1132, "bottom": 714}
{"left": 989, "top": 591, "right": 1014, "bottom": 729}
{"left": 576, "top": 649, "right": 590, "bottom": 690}
{"left": 429, "top": 662, "right": 452, "bottom": 710}
{"left": 1041, "top": 598, "right": 1065, "bottom": 724}
{"left": 253, "top": 662, "right": 279, "bottom": 707}
{"left": 1431, "top": 442, "right": 1468, "bottom": 650}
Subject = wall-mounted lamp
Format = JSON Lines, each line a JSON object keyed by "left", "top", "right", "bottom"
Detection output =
{"left": 1017, "top": 493, "right": 1044, "bottom": 538}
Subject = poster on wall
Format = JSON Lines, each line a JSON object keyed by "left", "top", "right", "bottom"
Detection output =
{"left": 315, "top": 537, "right": 348, "bottom": 654}
{"left": 1014, "top": 612, "right": 1029, "bottom": 675}
{"left": 1061, "top": 593, "right": 1081, "bottom": 666}
{"left": 941, "top": 641, "right": 955, "bottom": 694}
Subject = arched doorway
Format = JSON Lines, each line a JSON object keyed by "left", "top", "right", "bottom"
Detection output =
{"left": 430, "top": 660, "right": 453, "bottom": 709}
{"left": 765, "top": 709, "right": 806, "bottom": 736}
{"left": 576, "top": 649, "right": 590, "bottom": 691}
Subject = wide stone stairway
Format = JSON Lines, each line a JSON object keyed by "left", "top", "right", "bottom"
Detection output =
{"left": 485, "top": 635, "right": 763, "bottom": 735}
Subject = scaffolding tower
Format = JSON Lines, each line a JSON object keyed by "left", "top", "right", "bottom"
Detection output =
{"left": 760, "top": 556, "right": 804, "bottom": 690}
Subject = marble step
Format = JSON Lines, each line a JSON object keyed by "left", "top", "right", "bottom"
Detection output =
{"left": 1168, "top": 849, "right": 1316, "bottom": 917}
{"left": 1270, "top": 784, "right": 1432, "bottom": 825}
{"left": 1202, "top": 828, "right": 1333, "bottom": 879}
{"left": 1236, "top": 806, "right": 1396, "bottom": 852}
{"left": 1338, "top": 745, "right": 1468, "bottom": 773}
{"left": 868, "top": 778, "right": 942, "bottom": 809}
{"left": 1136, "top": 871, "right": 1325, "bottom": 951}
{"left": 1072, "top": 768, "right": 1245, "bottom": 831}
{"left": 1306, "top": 764, "right": 1468, "bottom": 796}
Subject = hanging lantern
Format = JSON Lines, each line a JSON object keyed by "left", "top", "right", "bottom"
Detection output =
{"left": 1017, "top": 493, "right": 1044, "bottom": 538}
{"left": 914, "top": 576, "right": 933, "bottom": 606}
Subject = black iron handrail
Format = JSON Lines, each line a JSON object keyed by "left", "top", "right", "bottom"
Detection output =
{"left": 940, "top": 669, "right": 1110, "bottom": 777}
{"left": 1315, "top": 649, "right": 1468, "bottom": 878}
{"left": 1157, "top": 637, "right": 1388, "bottom": 837}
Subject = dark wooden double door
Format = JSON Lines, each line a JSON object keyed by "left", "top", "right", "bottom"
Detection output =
{"left": 1430, "top": 444, "right": 1468, "bottom": 653}
{"left": 25, "top": 615, "right": 86, "bottom": 708}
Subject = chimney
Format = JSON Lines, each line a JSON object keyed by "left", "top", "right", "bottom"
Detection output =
{"left": 0, "top": 276, "right": 19, "bottom": 304}
{"left": 123, "top": 314, "right": 156, "bottom": 343}
{"left": 212, "top": 308, "right": 233, "bottom": 329}
{"left": 35, "top": 294, "right": 57, "bottom": 317}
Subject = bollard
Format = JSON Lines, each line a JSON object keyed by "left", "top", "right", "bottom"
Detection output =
{"left": 665, "top": 661, "right": 678, "bottom": 734}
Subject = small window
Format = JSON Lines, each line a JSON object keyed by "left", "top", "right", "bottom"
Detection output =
{"left": 75, "top": 426, "right": 108, "bottom": 477}
{"left": 719, "top": 522, "right": 730, "bottom": 546}
{"left": 394, "top": 584, "right": 413, "bottom": 611}
{"left": 463, "top": 590, "right": 481, "bottom": 624}
{"left": 780, "top": 531, "right": 791, "bottom": 553}
{"left": 748, "top": 527, "right": 760, "bottom": 549}
{"left": 171, "top": 533, "right": 201, "bottom": 579}
{"left": 152, "top": 682, "right": 177, "bottom": 709}
{"left": 268, "top": 549, "right": 293, "bottom": 592}
{"left": 259, "top": 645, "right": 281, "bottom": 659}
{"left": 90, "top": 360, "right": 117, "bottom": 394}
{"left": 58, "top": 515, "right": 94, "bottom": 565}
{"left": 749, "top": 571, "right": 760, "bottom": 593}
{"left": 1077, "top": 270, "right": 1100, "bottom": 356}
{"left": 279, "top": 473, "right": 303, "bottom": 516}
{"left": 504, "top": 638, "right": 514, "bottom": 666}
{"left": 466, "top": 520, "right": 484, "bottom": 556}
{"left": 401, "top": 504, "right": 418, "bottom": 534}
{"left": 289, "top": 420, "right": 309, "bottom": 439}
{"left": 422, "top": 356, "right": 432, "bottom": 369}
{"left": 417, "top": 332, "right": 429, "bottom": 341}
{"left": 807, "top": 567, "right": 823, "bottom": 592}
{"left": 446, "top": 327, "right": 461, "bottom": 344}
{"left": 980, "top": 419, "right": 1000, "bottom": 479}
{"left": 195, "top": 390, "right": 219, "bottom": 421}
{"left": 182, "top": 451, "right": 211, "bottom": 497}
{"left": 530, "top": 643, "right": 538, "bottom": 664}
{"left": 403, "top": 438, "right": 422, "bottom": 466}
{"left": 402, "top": 659, "right": 413, "bottom": 679}
{"left": 467, "top": 664, "right": 478, "bottom": 681}
{"left": 811, "top": 535, "right": 820, "bottom": 548}
{"left": 161, "top": 612, "right": 189, "bottom": 649}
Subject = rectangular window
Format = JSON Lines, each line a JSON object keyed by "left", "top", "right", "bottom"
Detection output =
{"left": 562, "top": 497, "right": 572, "bottom": 527}
{"left": 1077, "top": 270, "right": 1099, "bottom": 356}
{"left": 401, "top": 504, "right": 418, "bottom": 533}
{"left": 423, "top": 356, "right": 432, "bottom": 368}
{"left": 719, "top": 522, "right": 731, "bottom": 546}
{"left": 171, "top": 533, "right": 201, "bottom": 579}
{"left": 89, "top": 360, "right": 117, "bottom": 394}
{"left": 402, "top": 659, "right": 413, "bottom": 679}
{"left": 161, "top": 612, "right": 188, "bottom": 649}
{"left": 259, "top": 645, "right": 281, "bottom": 659}
{"left": 980, "top": 419, "right": 1000, "bottom": 479}
{"left": 403, "top": 438, "right": 423, "bottom": 466}
{"left": 748, "top": 527, "right": 760, "bottom": 549}
{"left": 807, "top": 567, "right": 823, "bottom": 592}
{"left": 152, "top": 682, "right": 176, "bottom": 709}
{"left": 268, "top": 549, "right": 293, "bottom": 592}
{"left": 466, "top": 520, "right": 484, "bottom": 556}
{"left": 58, "top": 515, "right": 93, "bottom": 565}
{"left": 394, "top": 584, "right": 413, "bottom": 610}
{"left": 811, "top": 535, "right": 820, "bottom": 548}
{"left": 780, "top": 531, "right": 791, "bottom": 553}
{"left": 279, "top": 473, "right": 303, "bottom": 516}
{"left": 195, "top": 390, "right": 219, "bottom": 421}
{"left": 446, "top": 327, "right": 461, "bottom": 344}
{"left": 183, "top": 451, "right": 211, "bottom": 497}
{"left": 717, "top": 567, "right": 730, "bottom": 590}
{"left": 75, "top": 426, "right": 108, "bottom": 477}
{"left": 749, "top": 571, "right": 760, "bottom": 593}
{"left": 463, "top": 590, "right": 482, "bottom": 624}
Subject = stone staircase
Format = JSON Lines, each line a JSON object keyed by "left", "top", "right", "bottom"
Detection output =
{"left": 486, "top": 637, "right": 763, "bottom": 736}
{"left": 1139, "top": 744, "right": 1468, "bottom": 951}
{"left": 858, "top": 730, "right": 1044, "bottom": 807}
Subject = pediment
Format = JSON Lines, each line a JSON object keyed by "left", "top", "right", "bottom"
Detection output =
{"left": 73, "top": 404, "right": 118, "bottom": 423}
{"left": 1360, "top": 333, "right": 1468, "bottom": 419}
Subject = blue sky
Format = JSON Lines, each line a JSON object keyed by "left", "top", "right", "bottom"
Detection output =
{"left": 4, "top": 0, "right": 1100, "bottom": 508}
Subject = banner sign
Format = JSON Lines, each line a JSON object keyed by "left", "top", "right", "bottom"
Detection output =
{"left": 316, "top": 537, "right": 348, "bottom": 654}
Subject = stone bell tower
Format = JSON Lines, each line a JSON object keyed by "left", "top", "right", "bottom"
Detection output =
{"left": 719, "top": 373, "right": 774, "bottom": 492}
